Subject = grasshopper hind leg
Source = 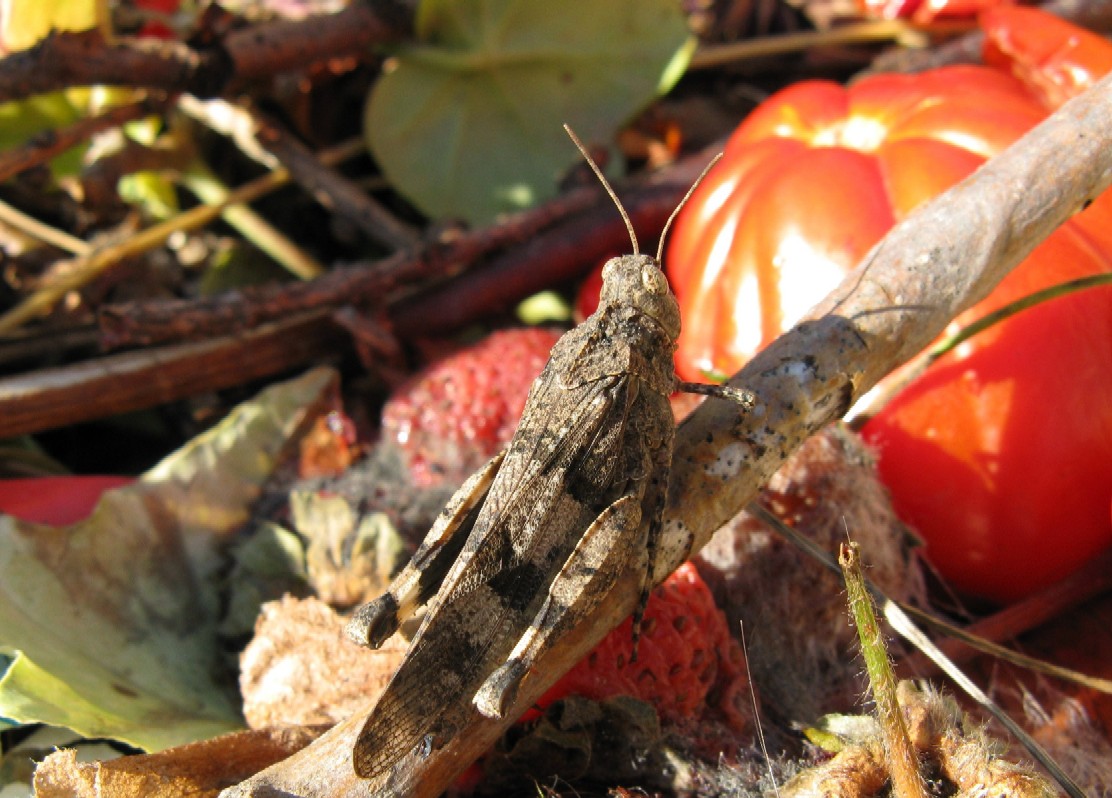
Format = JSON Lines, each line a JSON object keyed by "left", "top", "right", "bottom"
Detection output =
{"left": 630, "top": 437, "right": 674, "bottom": 661}
{"left": 346, "top": 451, "right": 504, "bottom": 648}
{"left": 473, "top": 494, "right": 645, "bottom": 719}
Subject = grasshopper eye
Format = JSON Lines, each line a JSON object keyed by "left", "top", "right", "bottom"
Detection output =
{"left": 641, "top": 265, "right": 668, "bottom": 294}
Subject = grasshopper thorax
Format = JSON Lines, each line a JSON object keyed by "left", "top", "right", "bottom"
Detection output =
{"left": 598, "top": 254, "right": 681, "bottom": 342}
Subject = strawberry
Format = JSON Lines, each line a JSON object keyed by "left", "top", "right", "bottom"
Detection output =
{"left": 381, "top": 328, "right": 563, "bottom": 487}
{"left": 536, "top": 562, "right": 752, "bottom": 732}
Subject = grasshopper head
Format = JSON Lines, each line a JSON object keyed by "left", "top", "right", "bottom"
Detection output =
{"left": 560, "top": 124, "right": 717, "bottom": 347}
{"left": 598, "top": 253, "right": 681, "bottom": 341}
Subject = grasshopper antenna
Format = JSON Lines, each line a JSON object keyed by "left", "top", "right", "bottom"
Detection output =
{"left": 564, "top": 124, "right": 639, "bottom": 256}
{"left": 656, "top": 152, "right": 723, "bottom": 264}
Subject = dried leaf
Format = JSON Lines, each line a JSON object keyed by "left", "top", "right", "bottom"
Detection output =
{"left": 33, "top": 726, "right": 325, "bottom": 798}
{"left": 239, "top": 596, "right": 407, "bottom": 729}
{"left": 0, "top": 367, "right": 338, "bottom": 750}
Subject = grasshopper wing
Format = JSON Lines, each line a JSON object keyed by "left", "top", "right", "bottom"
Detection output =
{"left": 352, "top": 367, "right": 637, "bottom": 780}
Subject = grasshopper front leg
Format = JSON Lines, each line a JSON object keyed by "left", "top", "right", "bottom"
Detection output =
{"left": 677, "top": 380, "right": 756, "bottom": 410}
{"left": 473, "top": 493, "right": 645, "bottom": 719}
{"left": 346, "top": 451, "right": 505, "bottom": 648}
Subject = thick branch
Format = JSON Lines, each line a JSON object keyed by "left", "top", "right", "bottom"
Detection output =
{"left": 0, "top": 312, "right": 344, "bottom": 437}
{"left": 222, "top": 64, "right": 1112, "bottom": 798}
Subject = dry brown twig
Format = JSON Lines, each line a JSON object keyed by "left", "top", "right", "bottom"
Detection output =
{"left": 220, "top": 66, "right": 1112, "bottom": 798}
{"left": 0, "top": 1, "right": 413, "bottom": 104}
{"left": 95, "top": 181, "right": 611, "bottom": 349}
{"left": 0, "top": 97, "right": 164, "bottom": 184}
{"left": 178, "top": 96, "right": 421, "bottom": 250}
{"left": 0, "top": 311, "right": 346, "bottom": 439}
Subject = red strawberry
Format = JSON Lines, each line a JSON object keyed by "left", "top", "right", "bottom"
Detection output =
{"left": 381, "top": 328, "right": 562, "bottom": 487}
{"left": 536, "top": 562, "right": 752, "bottom": 732}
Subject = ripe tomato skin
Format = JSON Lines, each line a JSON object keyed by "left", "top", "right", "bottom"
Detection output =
{"left": 982, "top": 6, "right": 1112, "bottom": 110}
{"left": 666, "top": 65, "right": 1045, "bottom": 384}
{"left": 664, "top": 9, "right": 1112, "bottom": 602}
{"left": 861, "top": 230, "right": 1112, "bottom": 602}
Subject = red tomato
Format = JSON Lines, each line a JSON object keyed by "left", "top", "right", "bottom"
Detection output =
{"left": 982, "top": 6, "right": 1112, "bottom": 110}
{"left": 859, "top": 0, "right": 1009, "bottom": 23}
{"left": 666, "top": 66, "right": 1046, "bottom": 383}
{"left": 665, "top": 10, "right": 1112, "bottom": 602}
{"left": 862, "top": 220, "right": 1112, "bottom": 602}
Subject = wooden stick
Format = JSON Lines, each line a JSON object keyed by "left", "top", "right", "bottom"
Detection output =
{"left": 0, "top": 312, "right": 343, "bottom": 438}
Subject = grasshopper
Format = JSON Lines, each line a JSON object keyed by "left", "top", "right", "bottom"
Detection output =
{"left": 345, "top": 127, "right": 751, "bottom": 782}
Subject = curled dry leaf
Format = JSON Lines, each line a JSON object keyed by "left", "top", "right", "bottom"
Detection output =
{"left": 33, "top": 726, "right": 325, "bottom": 798}
{"left": 782, "top": 683, "right": 1056, "bottom": 798}
{"left": 239, "top": 596, "right": 407, "bottom": 730}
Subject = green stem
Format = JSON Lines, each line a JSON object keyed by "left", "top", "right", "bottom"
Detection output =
{"left": 180, "top": 163, "right": 324, "bottom": 280}
{"left": 840, "top": 541, "right": 927, "bottom": 798}
{"left": 928, "top": 272, "right": 1112, "bottom": 362}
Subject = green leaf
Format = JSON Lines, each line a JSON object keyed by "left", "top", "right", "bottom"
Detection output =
{"left": 0, "top": 92, "right": 83, "bottom": 157}
{"left": 0, "top": 0, "right": 99, "bottom": 52}
{"left": 0, "top": 88, "right": 140, "bottom": 180}
{"left": 118, "top": 170, "right": 180, "bottom": 220}
{"left": 0, "top": 367, "right": 339, "bottom": 751}
{"left": 366, "top": 0, "right": 693, "bottom": 225}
